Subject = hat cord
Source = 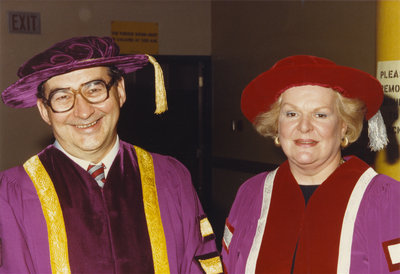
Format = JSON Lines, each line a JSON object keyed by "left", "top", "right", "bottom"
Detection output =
{"left": 368, "top": 110, "right": 388, "bottom": 151}
{"left": 146, "top": 54, "right": 168, "bottom": 114}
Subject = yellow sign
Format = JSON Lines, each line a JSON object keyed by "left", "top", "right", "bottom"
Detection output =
{"left": 375, "top": 1, "right": 400, "bottom": 180}
{"left": 111, "top": 21, "right": 158, "bottom": 55}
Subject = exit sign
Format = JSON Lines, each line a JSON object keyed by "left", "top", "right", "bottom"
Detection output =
{"left": 8, "top": 11, "right": 41, "bottom": 34}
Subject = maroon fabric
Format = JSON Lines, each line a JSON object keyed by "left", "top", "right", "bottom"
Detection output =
{"left": 255, "top": 161, "right": 304, "bottom": 273}
{"left": 294, "top": 158, "right": 369, "bottom": 273}
{"left": 38, "top": 145, "right": 154, "bottom": 273}
{"left": 255, "top": 157, "right": 370, "bottom": 273}
{"left": 1, "top": 36, "right": 149, "bottom": 109}
{"left": 241, "top": 55, "right": 383, "bottom": 122}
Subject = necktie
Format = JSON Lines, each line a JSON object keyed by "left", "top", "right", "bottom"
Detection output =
{"left": 87, "top": 163, "right": 106, "bottom": 187}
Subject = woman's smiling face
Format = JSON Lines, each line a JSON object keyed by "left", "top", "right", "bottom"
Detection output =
{"left": 278, "top": 85, "right": 347, "bottom": 170}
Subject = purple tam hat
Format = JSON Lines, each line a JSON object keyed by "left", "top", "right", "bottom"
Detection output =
{"left": 1, "top": 36, "right": 157, "bottom": 109}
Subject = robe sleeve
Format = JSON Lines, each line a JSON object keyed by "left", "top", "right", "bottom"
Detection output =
{"left": 0, "top": 168, "right": 35, "bottom": 273}
{"left": 0, "top": 166, "right": 52, "bottom": 274}
{"left": 221, "top": 172, "right": 267, "bottom": 273}
{"left": 153, "top": 154, "right": 223, "bottom": 274}
{"left": 350, "top": 174, "right": 400, "bottom": 273}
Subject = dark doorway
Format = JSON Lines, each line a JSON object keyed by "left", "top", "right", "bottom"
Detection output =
{"left": 118, "top": 55, "right": 212, "bottom": 209}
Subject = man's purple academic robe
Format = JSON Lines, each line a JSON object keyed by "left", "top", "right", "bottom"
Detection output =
{"left": 222, "top": 156, "right": 400, "bottom": 273}
{"left": 0, "top": 141, "right": 221, "bottom": 273}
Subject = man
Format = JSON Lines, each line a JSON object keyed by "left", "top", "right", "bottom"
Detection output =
{"left": 0, "top": 36, "right": 222, "bottom": 273}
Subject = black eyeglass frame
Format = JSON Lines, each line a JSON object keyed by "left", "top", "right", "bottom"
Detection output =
{"left": 41, "top": 78, "right": 117, "bottom": 113}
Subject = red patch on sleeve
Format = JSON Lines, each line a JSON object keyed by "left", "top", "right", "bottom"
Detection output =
{"left": 382, "top": 238, "right": 400, "bottom": 272}
{"left": 222, "top": 218, "right": 234, "bottom": 253}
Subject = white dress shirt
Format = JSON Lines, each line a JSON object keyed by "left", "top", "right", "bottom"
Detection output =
{"left": 53, "top": 136, "right": 120, "bottom": 179}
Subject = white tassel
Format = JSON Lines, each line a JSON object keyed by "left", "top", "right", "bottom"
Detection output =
{"left": 368, "top": 110, "right": 388, "bottom": 151}
{"left": 146, "top": 54, "right": 168, "bottom": 114}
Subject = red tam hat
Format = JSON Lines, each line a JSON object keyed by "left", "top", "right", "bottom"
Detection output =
{"left": 241, "top": 55, "right": 387, "bottom": 151}
{"left": 241, "top": 55, "right": 383, "bottom": 122}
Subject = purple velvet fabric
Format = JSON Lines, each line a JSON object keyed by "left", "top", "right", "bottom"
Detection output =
{"left": 1, "top": 36, "right": 149, "bottom": 109}
{"left": 222, "top": 156, "right": 400, "bottom": 273}
{"left": 0, "top": 140, "right": 219, "bottom": 273}
{"left": 38, "top": 144, "right": 154, "bottom": 273}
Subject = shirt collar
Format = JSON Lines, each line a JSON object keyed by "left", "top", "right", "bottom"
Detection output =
{"left": 53, "top": 136, "right": 120, "bottom": 178}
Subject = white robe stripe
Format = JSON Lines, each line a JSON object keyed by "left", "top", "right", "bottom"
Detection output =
{"left": 337, "top": 167, "right": 377, "bottom": 274}
{"left": 245, "top": 168, "right": 277, "bottom": 274}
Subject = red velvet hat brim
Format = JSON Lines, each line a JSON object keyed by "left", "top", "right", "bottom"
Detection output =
{"left": 1, "top": 54, "right": 149, "bottom": 108}
{"left": 241, "top": 62, "right": 383, "bottom": 122}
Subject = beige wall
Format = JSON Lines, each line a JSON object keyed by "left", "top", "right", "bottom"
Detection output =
{"left": 0, "top": 0, "right": 211, "bottom": 169}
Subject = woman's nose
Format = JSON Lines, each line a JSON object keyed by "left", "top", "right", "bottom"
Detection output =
{"left": 298, "top": 115, "right": 313, "bottom": 132}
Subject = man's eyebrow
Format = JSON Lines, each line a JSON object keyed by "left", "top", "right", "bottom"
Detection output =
{"left": 47, "top": 78, "right": 107, "bottom": 94}
{"left": 48, "top": 87, "right": 70, "bottom": 94}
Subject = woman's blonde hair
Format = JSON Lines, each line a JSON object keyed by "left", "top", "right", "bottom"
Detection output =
{"left": 253, "top": 89, "right": 366, "bottom": 144}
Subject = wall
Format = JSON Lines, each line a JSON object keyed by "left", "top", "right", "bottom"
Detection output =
{"left": 0, "top": 0, "right": 211, "bottom": 169}
{"left": 211, "top": 0, "right": 377, "bottom": 240}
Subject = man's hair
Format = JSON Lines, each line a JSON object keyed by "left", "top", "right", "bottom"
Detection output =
{"left": 36, "top": 66, "right": 124, "bottom": 99}
{"left": 253, "top": 89, "right": 366, "bottom": 144}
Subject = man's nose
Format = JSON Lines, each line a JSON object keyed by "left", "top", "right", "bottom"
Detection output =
{"left": 73, "top": 94, "right": 95, "bottom": 119}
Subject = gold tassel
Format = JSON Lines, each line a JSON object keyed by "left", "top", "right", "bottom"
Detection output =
{"left": 146, "top": 54, "right": 168, "bottom": 114}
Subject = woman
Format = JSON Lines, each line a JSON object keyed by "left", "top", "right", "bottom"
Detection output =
{"left": 222, "top": 55, "right": 400, "bottom": 273}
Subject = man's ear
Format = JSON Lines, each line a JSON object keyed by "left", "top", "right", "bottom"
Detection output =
{"left": 37, "top": 99, "right": 51, "bottom": 125}
{"left": 116, "top": 78, "right": 127, "bottom": 107}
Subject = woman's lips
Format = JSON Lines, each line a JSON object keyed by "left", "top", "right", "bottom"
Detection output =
{"left": 295, "top": 139, "right": 318, "bottom": 146}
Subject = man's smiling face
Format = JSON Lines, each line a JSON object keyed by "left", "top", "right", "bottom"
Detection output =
{"left": 37, "top": 66, "right": 126, "bottom": 162}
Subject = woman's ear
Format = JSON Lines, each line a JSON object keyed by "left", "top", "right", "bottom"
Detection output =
{"left": 341, "top": 121, "right": 348, "bottom": 139}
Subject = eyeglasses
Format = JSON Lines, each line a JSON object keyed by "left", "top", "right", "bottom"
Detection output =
{"left": 42, "top": 78, "right": 116, "bottom": 113}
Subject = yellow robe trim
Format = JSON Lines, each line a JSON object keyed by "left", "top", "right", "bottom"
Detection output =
{"left": 23, "top": 155, "right": 71, "bottom": 274}
{"left": 134, "top": 145, "right": 171, "bottom": 273}
{"left": 200, "top": 217, "right": 214, "bottom": 238}
{"left": 198, "top": 256, "right": 224, "bottom": 274}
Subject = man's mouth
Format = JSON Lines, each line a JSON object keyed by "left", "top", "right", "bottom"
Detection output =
{"left": 75, "top": 120, "right": 98, "bottom": 129}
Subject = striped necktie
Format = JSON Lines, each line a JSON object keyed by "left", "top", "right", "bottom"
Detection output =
{"left": 87, "top": 163, "right": 106, "bottom": 187}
